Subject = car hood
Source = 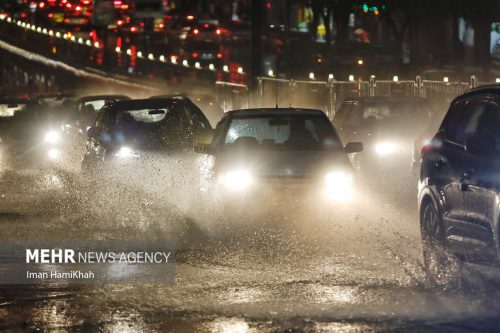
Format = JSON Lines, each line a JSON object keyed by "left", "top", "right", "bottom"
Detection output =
{"left": 217, "top": 150, "right": 352, "bottom": 178}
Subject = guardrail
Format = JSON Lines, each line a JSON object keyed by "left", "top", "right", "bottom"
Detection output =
{"left": 0, "top": 14, "right": 246, "bottom": 90}
{"left": 215, "top": 81, "right": 249, "bottom": 112}
{"left": 216, "top": 75, "right": 490, "bottom": 119}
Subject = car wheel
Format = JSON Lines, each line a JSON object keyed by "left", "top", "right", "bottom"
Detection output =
{"left": 421, "top": 199, "right": 463, "bottom": 285}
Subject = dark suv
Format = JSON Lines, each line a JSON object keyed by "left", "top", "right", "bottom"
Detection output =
{"left": 419, "top": 85, "right": 500, "bottom": 280}
{"left": 81, "top": 97, "right": 212, "bottom": 174}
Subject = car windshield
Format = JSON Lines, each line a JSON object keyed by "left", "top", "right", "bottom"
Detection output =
{"left": 81, "top": 100, "right": 107, "bottom": 112}
{"left": 223, "top": 114, "right": 342, "bottom": 151}
{"left": 346, "top": 100, "right": 431, "bottom": 128}
{"left": 113, "top": 106, "right": 209, "bottom": 149}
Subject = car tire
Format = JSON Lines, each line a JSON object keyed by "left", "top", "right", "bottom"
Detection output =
{"left": 420, "top": 199, "right": 463, "bottom": 286}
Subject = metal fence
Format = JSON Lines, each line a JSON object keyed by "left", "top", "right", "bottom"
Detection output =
{"left": 215, "top": 75, "right": 487, "bottom": 119}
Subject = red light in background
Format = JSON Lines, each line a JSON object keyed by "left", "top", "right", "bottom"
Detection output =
{"left": 113, "top": 0, "right": 122, "bottom": 5}
{"left": 266, "top": 2, "right": 271, "bottom": 9}
{"left": 130, "top": 26, "right": 138, "bottom": 32}
{"left": 216, "top": 53, "right": 222, "bottom": 59}
{"left": 140, "top": 22, "right": 144, "bottom": 27}
{"left": 21, "top": 13, "right": 27, "bottom": 17}
{"left": 203, "top": 23, "right": 208, "bottom": 28}
{"left": 38, "top": 2, "right": 45, "bottom": 8}
{"left": 116, "top": 19, "right": 123, "bottom": 26}
{"left": 192, "top": 52, "right": 198, "bottom": 58}
{"left": 216, "top": 28, "right": 221, "bottom": 35}
{"left": 66, "top": 3, "right": 72, "bottom": 8}
{"left": 193, "top": 28, "right": 199, "bottom": 35}
{"left": 120, "top": 4, "right": 128, "bottom": 9}
{"left": 48, "top": 13, "right": 53, "bottom": 17}
{"left": 75, "top": 5, "right": 81, "bottom": 11}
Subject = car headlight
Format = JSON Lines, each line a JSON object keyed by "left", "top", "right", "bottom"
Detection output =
{"left": 115, "top": 146, "right": 138, "bottom": 157}
{"left": 220, "top": 170, "right": 253, "bottom": 191}
{"left": 44, "top": 131, "right": 60, "bottom": 144}
{"left": 325, "top": 170, "right": 354, "bottom": 201}
{"left": 374, "top": 142, "right": 397, "bottom": 155}
{"left": 47, "top": 148, "right": 60, "bottom": 159}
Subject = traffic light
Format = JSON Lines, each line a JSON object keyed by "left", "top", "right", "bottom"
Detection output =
{"left": 359, "top": 2, "right": 384, "bottom": 16}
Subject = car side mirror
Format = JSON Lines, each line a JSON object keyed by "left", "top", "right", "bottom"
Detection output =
{"left": 344, "top": 142, "right": 363, "bottom": 154}
{"left": 87, "top": 126, "right": 100, "bottom": 139}
{"left": 466, "top": 134, "right": 495, "bottom": 157}
{"left": 194, "top": 143, "right": 213, "bottom": 155}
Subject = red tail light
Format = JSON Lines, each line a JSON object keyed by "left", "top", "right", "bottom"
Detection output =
{"left": 130, "top": 26, "right": 138, "bottom": 32}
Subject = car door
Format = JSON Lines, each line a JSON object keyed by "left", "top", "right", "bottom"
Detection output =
{"left": 87, "top": 109, "right": 111, "bottom": 161}
{"left": 424, "top": 99, "right": 468, "bottom": 227}
{"left": 458, "top": 98, "right": 500, "bottom": 255}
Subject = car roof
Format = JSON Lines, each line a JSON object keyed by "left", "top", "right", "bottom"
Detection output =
{"left": 459, "top": 84, "right": 500, "bottom": 99}
{"left": 109, "top": 98, "right": 192, "bottom": 111}
{"left": 35, "top": 94, "right": 76, "bottom": 99}
{"left": 79, "top": 95, "right": 130, "bottom": 102}
{"left": 149, "top": 94, "right": 191, "bottom": 101}
{"left": 226, "top": 108, "right": 326, "bottom": 116}
{"left": 342, "top": 96, "right": 428, "bottom": 104}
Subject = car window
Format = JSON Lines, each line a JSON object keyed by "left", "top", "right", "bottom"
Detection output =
{"left": 472, "top": 102, "right": 500, "bottom": 154}
{"left": 223, "top": 114, "right": 342, "bottom": 151}
{"left": 449, "top": 100, "right": 487, "bottom": 145}
{"left": 440, "top": 99, "right": 467, "bottom": 136}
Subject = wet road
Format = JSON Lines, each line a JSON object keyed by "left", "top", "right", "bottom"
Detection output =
{"left": 1, "top": 168, "right": 500, "bottom": 332}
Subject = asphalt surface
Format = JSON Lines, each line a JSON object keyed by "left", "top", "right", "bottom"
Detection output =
{"left": 0, "top": 167, "right": 500, "bottom": 332}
